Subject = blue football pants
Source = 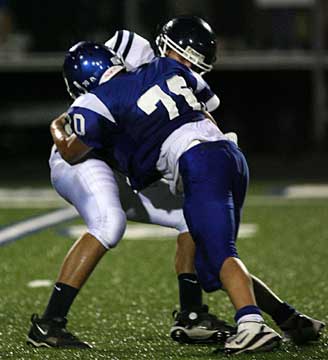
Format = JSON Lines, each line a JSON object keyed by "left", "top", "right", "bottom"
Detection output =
{"left": 179, "top": 140, "right": 249, "bottom": 292}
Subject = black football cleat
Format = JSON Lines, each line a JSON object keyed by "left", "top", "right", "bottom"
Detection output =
{"left": 170, "top": 305, "right": 235, "bottom": 344}
{"left": 279, "top": 312, "right": 325, "bottom": 345}
{"left": 26, "top": 314, "right": 92, "bottom": 349}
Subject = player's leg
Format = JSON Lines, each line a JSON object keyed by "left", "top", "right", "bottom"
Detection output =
{"left": 48, "top": 155, "right": 126, "bottom": 312}
{"left": 27, "top": 152, "right": 126, "bottom": 349}
{"left": 221, "top": 145, "right": 257, "bottom": 310}
{"left": 251, "top": 275, "right": 325, "bottom": 344}
{"left": 115, "top": 174, "right": 205, "bottom": 313}
{"left": 115, "top": 174, "right": 235, "bottom": 343}
{"left": 131, "top": 183, "right": 205, "bottom": 317}
{"left": 135, "top": 184, "right": 206, "bottom": 319}
{"left": 179, "top": 141, "right": 281, "bottom": 354}
{"left": 230, "top": 163, "right": 325, "bottom": 344}
{"left": 53, "top": 232, "right": 106, "bottom": 289}
{"left": 207, "top": 141, "right": 324, "bottom": 345}
{"left": 173, "top": 230, "right": 235, "bottom": 344}
{"left": 27, "top": 232, "right": 107, "bottom": 349}
{"left": 172, "top": 231, "right": 235, "bottom": 343}
{"left": 222, "top": 143, "right": 279, "bottom": 351}
{"left": 174, "top": 232, "right": 202, "bottom": 310}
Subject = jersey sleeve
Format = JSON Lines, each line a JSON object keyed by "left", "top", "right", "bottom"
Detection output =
{"left": 104, "top": 30, "right": 155, "bottom": 71}
{"left": 67, "top": 93, "right": 117, "bottom": 149}
{"left": 191, "top": 71, "right": 220, "bottom": 112}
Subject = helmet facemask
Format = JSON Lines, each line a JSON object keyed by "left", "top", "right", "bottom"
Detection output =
{"left": 155, "top": 16, "right": 217, "bottom": 75}
{"left": 156, "top": 33, "right": 212, "bottom": 75}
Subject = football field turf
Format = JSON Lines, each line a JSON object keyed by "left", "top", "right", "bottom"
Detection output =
{"left": 0, "top": 193, "right": 327, "bottom": 359}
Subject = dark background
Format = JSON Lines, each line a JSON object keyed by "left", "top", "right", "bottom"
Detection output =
{"left": 0, "top": 0, "right": 327, "bottom": 184}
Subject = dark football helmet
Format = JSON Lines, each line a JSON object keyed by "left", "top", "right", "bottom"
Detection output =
{"left": 156, "top": 16, "right": 217, "bottom": 74}
{"left": 63, "top": 41, "right": 124, "bottom": 99}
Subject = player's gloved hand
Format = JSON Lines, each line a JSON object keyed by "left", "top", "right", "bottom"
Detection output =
{"left": 224, "top": 132, "right": 238, "bottom": 145}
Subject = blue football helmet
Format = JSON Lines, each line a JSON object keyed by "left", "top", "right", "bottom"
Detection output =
{"left": 63, "top": 41, "right": 124, "bottom": 99}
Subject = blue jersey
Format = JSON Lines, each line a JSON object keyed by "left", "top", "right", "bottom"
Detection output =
{"left": 68, "top": 57, "right": 216, "bottom": 190}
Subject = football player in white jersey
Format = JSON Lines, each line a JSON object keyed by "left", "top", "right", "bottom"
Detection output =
{"left": 27, "top": 17, "right": 324, "bottom": 350}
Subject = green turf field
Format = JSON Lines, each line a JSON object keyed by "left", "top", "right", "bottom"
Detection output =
{"left": 0, "top": 195, "right": 327, "bottom": 359}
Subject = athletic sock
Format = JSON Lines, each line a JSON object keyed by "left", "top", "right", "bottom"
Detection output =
{"left": 178, "top": 273, "right": 202, "bottom": 312}
{"left": 43, "top": 282, "right": 79, "bottom": 320}
{"left": 271, "top": 302, "right": 296, "bottom": 326}
{"left": 235, "top": 305, "right": 263, "bottom": 324}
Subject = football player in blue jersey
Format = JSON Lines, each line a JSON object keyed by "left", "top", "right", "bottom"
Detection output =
{"left": 42, "top": 48, "right": 277, "bottom": 354}
{"left": 48, "top": 40, "right": 282, "bottom": 355}
{"left": 27, "top": 17, "right": 324, "bottom": 352}
{"left": 27, "top": 17, "right": 235, "bottom": 350}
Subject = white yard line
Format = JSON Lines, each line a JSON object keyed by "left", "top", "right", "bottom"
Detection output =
{"left": 1, "top": 185, "right": 328, "bottom": 209}
{"left": 0, "top": 209, "right": 257, "bottom": 246}
{"left": 65, "top": 223, "right": 258, "bottom": 240}
{"left": 27, "top": 279, "right": 53, "bottom": 288}
{"left": 0, "top": 188, "right": 66, "bottom": 208}
{"left": 1, "top": 183, "right": 326, "bottom": 246}
{"left": 283, "top": 184, "right": 328, "bottom": 198}
{"left": 0, "top": 207, "right": 78, "bottom": 246}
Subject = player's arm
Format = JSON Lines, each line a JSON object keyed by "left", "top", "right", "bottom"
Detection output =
{"left": 104, "top": 30, "right": 155, "bottom": 70}
{"left": 191, "top": 71, "right": 220, "bottom": 113}
{"left": 203, "top": 110, "right": 217, "bottom": 125}
{"left": 187, "top": 71, "right": 239, "bottom": 144}
{"left": 202, "top": 110, "right": 238, "bottom": 144}
{"left": 50, "top": 113, "right": 92, "bottom": 164}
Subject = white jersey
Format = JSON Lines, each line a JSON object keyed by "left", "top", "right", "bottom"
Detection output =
{"left": 104, "top": 30, "right": 220, "bottom": 113}
{"left": 156, "top": 119, "right": 228, "bottom": 194}
{"left": 105, "top": 30, "right": 155, "bottom": 71}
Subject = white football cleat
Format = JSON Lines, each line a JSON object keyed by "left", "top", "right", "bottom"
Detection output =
{"left": 224, "top": 321, "right": 281, "bottom": 355}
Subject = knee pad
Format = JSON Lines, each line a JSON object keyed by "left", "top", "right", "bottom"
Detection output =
{"left": 88, "top": 207, "right": 127, "bottom": 249}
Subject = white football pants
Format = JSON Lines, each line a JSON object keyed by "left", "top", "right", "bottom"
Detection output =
{"left": 49, "top": 147, "right": 188, "bottom": 249}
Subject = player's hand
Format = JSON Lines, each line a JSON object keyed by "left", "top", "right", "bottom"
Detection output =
{"left": 224, "top": 132, "right": 238, "bottom": 145}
